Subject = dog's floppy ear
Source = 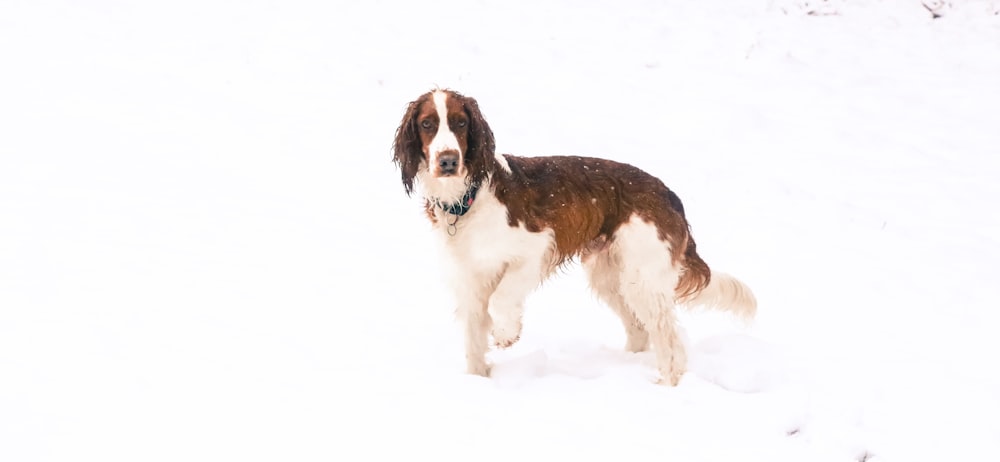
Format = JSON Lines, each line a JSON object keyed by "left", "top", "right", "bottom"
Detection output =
{"left": 392, "top": 94, "right": 428, "bottom": 196}
{"left": 462, "top": 94, "right": 495, "bottom": 161}
{"left": 460, "top": 94, "right": 496, "bottom": 186}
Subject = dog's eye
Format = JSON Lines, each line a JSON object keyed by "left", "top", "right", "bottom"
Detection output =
{"left": 420, "top": 120, "right": 434, "bottom": 130}
{"left": 456, "top": 119, "right": 467, "bottom": 128}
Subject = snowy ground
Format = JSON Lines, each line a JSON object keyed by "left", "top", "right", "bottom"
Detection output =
{"left": 2, "top": 0, "right": 999, "bottom": 460}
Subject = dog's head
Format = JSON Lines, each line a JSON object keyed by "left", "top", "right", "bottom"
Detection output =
{"left": 392, "top": 89, "right": 495, "bottom": 202}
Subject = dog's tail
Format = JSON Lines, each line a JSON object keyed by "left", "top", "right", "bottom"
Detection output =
{"left": 677, "top": 270, "right": 757, "bottom": 321}
{"left": 664, "top": 188, "right": 757, "bottom": 321}
{"left": 673, "top": 232, "right": 757, "bottom": 321}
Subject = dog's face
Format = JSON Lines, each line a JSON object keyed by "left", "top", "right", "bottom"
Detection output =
{"left": 416, "top": 90, "right": 470, "bottom": 179}
{"left": 393, "top": 89, "right": 495, "bottom": 202}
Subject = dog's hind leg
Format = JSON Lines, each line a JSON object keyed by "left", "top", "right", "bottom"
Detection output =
{"left": 582, "top": 241, "right": 649, "bottom": 353}
{"left": 612, "top": 215, "right": 687, "bottom": 386}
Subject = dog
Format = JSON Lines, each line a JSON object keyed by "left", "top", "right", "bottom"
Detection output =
{"left": 392, "top": 88, "right": 756, "bottom": 385}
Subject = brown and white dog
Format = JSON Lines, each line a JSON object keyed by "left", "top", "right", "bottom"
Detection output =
{"left": 392, "top": 88, "right": 756, "bottom": 385}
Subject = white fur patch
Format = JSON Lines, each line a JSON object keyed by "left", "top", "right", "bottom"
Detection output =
{"left": 427, "top": 90, "right": 461, "bottom": 172}
{"left": 494, "top": 152, "right": 512, "bottom": 174}
{"left": 612, "top": 215, "right": 678, "bottom": 292}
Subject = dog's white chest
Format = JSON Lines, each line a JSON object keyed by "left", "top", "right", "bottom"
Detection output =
{"left": 435, "top": 189, "right": 554, "bottom": 275}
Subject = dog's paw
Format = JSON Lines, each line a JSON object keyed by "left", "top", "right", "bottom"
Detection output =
{"left": 655, "top": 368, "right": 685, "bottom": 386}
{"left": 492, "top": 331, "right": 521, "bottom": 349}
{"left": 467, "top": 361, "right": 493, "bottom": 377}
{"left": 491, "top": 322, "right": 522, "bottom": 349}
{"left": 490, "top": 313, "right": 523, "bottom": 349}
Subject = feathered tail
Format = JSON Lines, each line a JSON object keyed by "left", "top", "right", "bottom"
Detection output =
{"left": 677, "top": 270, "right": 757, "bottom": 321}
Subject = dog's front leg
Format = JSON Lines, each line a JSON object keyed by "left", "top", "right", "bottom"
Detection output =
{"left": 488, "top": 260, "right": 546, "bottom": 349}
{"left": 454, "top": 283, "right": 493, "bottom": 377}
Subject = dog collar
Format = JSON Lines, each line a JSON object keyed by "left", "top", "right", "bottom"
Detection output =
{"left": 434, "top": 183, "right": 480, "bottom": 216}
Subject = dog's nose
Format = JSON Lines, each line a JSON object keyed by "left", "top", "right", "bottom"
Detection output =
{"left": 438, "top": 152, "right": 459, "bottom": 175}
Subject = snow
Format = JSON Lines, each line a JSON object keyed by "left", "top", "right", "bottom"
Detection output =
{"left": 2, "top": 0, "right": 999, "bottom": 460}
